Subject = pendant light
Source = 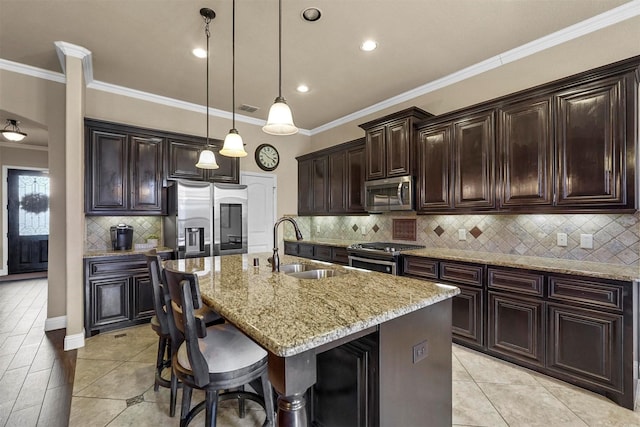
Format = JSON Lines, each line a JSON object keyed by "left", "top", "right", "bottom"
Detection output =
{"left": 1, "top": 119, "right": 27, "bottom": 142}
{"left": 220, "top": 0, "right": 248, "bottom": 157}
{"left": 262, "top": 0, "right": 298, "bottom": 136}
{"left": 196, "top": 7, "right": 220, "bottom": 170}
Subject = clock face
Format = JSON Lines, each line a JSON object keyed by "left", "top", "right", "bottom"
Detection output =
{"left": 255, "top": 144, "right": 280, "bottom": 171}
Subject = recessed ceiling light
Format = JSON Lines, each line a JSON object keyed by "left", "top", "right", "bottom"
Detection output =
{"left": 296, "top": 84, "right": 309, "bottom": 93}
{"left": 192, "top": 48, "right": 207, "bottom": 58}
{"left": 301, "top": 7, "right": 322, "bottom": 22}
{"left": 360, "top": 40, "right": 378, "bottom": 52}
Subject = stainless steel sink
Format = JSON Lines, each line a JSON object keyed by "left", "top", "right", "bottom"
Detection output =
{"left": 279, "top": 263, "right": 316, "bottom": 273}
{"left": 286, "top": 269, "right": 347, "bottom": 280}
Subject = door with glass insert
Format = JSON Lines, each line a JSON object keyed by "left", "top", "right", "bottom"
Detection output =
{"left": 7, "top": 169, "right": 49, "bottom": 274}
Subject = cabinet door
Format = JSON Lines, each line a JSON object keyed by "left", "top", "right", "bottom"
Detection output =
{"left": 555, "top": 77, "right": 625, "bottom": 206}
{"left": 417, "top": 123, "right": 452, "bottom": 211}
{"left": 547, "top": 303, "right": 623, "bottom": 393}
{"left": 346, "top": 145, "right": 366, "bottom": 212}
{"left": 132, "top": 274, "right": 155, "bottom": 320}
{"left": 206, "top": 144, "right": 240, "bottom": 184}
{"left": 328, "top": 150, "right": 347, "bottom": 213}
{"left": 298, "top": 244, "right": 314, "bottom": 259}
{"left": 499, "top": 98, "right": 553, "bottom": 207}
{"left": 166, "top": 138, "right": 207, "bottom": 181}
{"left": 89, "top": 277, "right": 131, "bottom": 328}
{"left": 386, "top": 118, "right": 411, "bottom": 177}
{"left": 488, "top": 292, "right": 545, "bottom": 368}
{"left": 86, "top": 128, "right": 128, "bottom": 213}
{"left": 365, "top": 126, "right": 386, "bottom": 180}
{"left": 130, "top": 135, "right": 163, "bottom": 212}
{"left": 312, "top": 157, "right": 328, "bottom": 213}
{"left": 297, "top": 159, "right": 313, "bottom": 215}
{"left": 314, "top": 245, "right": 332, "bottom": 262}
{"left": 453, "top": 111, "right": 495, "bottom": 209}
{"left": 452, "top": 285, "right": 484, "bottom": 349}
{"left": 331, "top": 247, "right": 349, "bottom": 265}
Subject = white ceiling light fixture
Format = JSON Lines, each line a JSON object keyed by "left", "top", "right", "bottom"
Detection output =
{"left": 360, "top": 40, "right": 378, "bottom": 52}
{"left": 192, "top": 48, "right": 207, "bottom": 58}
{"left": 296, "top": 84, "right": 309, "bottom": 93}
{"left": 195, "top": 7, "right": 220, "bottom": 170}
{"left": 263, "top": 0, "right": 298, "bottom": 136}
{"left": 1, "top": 119, "right": 27, "bottom": 142}
{"left": 220, "top": 0, "right": 247, "bottom": 158}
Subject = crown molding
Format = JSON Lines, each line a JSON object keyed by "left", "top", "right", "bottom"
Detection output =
{"left": 309, "top": 0, "right": 640, "bottom": 135}
{"left": 0, "top": 58, "right": 65, "bottom": 83}
{"left": 54, "top": 41, "right": 93, "bottom": 84}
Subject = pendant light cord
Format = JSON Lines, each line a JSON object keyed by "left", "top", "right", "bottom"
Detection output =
{"left": 232, "top": 0, "right": 236, "bottom": 130}
{"left": 278, "top": 0, "right": 282, "bottom": 99}
{"left": 205, "top": 16, "right": 211, "bottom": 146}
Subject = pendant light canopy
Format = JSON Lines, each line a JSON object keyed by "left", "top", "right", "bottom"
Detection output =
{"left": 1, "top": 119, "right": 27, "bottom": 142}
{"left": 196, "top": 7, "right": 220, "bottom": 170}
{"left": 262, "top": 0, "right": 298, "bottom": 136}
{"left": 220, "top": 0, "right": 248, "bottom": 157}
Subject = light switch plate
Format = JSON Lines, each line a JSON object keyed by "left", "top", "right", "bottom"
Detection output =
{"left": 557, "top": 233, "right": 568, "bottom": 247}
{"left": 361, "top": 225, "right": 367, "bottom": 235}
{"left": 458, "top": 229, "right": 466, "bottom": 241}
{"left": 580, "top": 234, "right": 593, "bottom": 249}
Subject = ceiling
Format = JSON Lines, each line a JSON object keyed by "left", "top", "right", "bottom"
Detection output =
{"left": 1, "top": 0, "right": 640, "bottom": 146}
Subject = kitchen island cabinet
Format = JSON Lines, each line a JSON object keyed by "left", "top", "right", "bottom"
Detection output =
{"left": 402, "top": 248, "right": 638, "bottom": 410}
{"left": 164, "top": 254, "right": 459, "bottom": 427}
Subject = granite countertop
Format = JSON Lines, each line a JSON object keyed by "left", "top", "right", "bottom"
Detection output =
{"left": 284, "top": 238, "right": 357, "bottom": 248}
{"left": 163, "top": 253, "right": 459, "bottom": 358}
{"left": 84, "top": 247, "right": 174, "bottom": 258}
{"left": 403, "top": 248, "right": 640, "bottom": 282}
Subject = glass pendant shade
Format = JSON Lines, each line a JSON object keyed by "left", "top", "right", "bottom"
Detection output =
{"left": 263, "top": 97, "right": 298, "bottom": 135}
{"left": 220, "top": 129, "right": 247, "bottom": 157}
{"left": 1, "top": 119, "right": 27, "bottom": 142}
{"left": 195, "top": 148, "right": 219, "bottom": 169}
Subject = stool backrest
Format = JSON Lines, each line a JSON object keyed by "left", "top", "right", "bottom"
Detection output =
{"left": 144, "top": 251, "right": 169, "bottom": 335}
{"left": 163, "top": 269, "right": 210, "bottom": 387}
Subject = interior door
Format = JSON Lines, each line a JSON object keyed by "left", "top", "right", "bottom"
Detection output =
{"left": 241, "top": 172, "right": 276, "bottom": 253}
{"left": 7, "top": 169, "right": 50, "bottom": 274}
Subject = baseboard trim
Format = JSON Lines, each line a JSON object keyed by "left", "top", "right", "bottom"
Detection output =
{"left": 44, "top": 315, "right": 67, "bottom": 331}
{"left": 64, "top": 330, "right": 85, "bottom": 350}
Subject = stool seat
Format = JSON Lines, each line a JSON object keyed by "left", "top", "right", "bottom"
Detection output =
{"left": 150, "top": 315, "right": 163, "bottom": 335}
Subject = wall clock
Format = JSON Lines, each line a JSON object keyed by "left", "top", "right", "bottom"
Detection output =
{"left": 255, "top": 143, "right": 280, "bottom": 171}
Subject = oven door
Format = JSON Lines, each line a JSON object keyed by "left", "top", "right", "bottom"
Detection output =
{"left": 348, "top": 255, "right": 397, "bottom": 275}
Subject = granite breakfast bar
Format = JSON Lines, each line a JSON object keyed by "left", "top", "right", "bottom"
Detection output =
{"left": 164, "top": 253, "right": 460, "bottom": 427}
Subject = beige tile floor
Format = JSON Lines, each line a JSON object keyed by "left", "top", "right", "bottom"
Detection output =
{"left": 69, "top": 324, "right": 640, "bottom": 427}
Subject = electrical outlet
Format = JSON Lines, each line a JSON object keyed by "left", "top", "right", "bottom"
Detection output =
{"left": 361, "top": 225, "right": 367, "bottom": 235}
{"left": 316, "top": 225, "right": 321, "bottom": 233}
{"left": 458, "top": 229, "right": 466, "bottom": 241}
{"left": 580, "top": 233, "right": 593, "bottom": 249}
{"left": 557, "top": 233, "right": 568, "bottom": 247}
{"left": 413, "top": 340, "right": 428, "bottom": 363}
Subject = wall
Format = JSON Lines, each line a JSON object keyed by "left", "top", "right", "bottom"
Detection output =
{"left": 85, "top": 216, "right": 162, "bottom": 251}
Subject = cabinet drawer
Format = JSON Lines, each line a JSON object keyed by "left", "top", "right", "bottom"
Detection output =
{"left": 548, "top": 276, "right": 623, "bottom": 312}
{"left": 284, "top": 242, "right": 299, "bottom": 256}
{"left": 440, "top": 262, "right": 484, "bottom": 287}
{"left": 488, "top": 268, "right": 544, "bottom": 297}
{"left": 314, "top": 245, "right": 332, "bottom": 262}
{"left": 87, "top": 257, "right": 147, "bottom": 276}
{"left": 298, "top": 244, "right": 315, "bottom": 259}
{"left": 403, "top": 256, "right": 438, "bottom": 279}
{"left": 331, "top": 247, "right": 349, "bottom": 265}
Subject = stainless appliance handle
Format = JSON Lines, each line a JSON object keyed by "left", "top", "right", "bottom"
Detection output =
{"left": 397, "top": 182, "right": 403, "bottom": 205}
{"left": 348, "top": 255, "right": 397, "bottom": 275}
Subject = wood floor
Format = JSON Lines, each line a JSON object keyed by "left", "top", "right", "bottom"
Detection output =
{"left": 0, "top": 278, "right": 75, "bottom": 427}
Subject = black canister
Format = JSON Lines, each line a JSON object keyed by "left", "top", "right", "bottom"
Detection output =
{"left": 110, "top": 224, "right": 134, "bottom": 250}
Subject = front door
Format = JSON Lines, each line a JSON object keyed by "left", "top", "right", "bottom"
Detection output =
{"left": 241, "top": 172, "right": 276, "bottom": 253}
{"left": 7, "top": 169, "right": 50, "bottom": 274}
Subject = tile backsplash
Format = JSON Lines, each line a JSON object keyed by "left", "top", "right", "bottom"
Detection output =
{"left": 85, "top": 216, "right": 162, "bottom": 251}
{"left": 286, "top": 212, "right": 640, "bottom": 266}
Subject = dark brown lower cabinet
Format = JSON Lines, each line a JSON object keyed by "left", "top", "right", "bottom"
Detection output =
{"left": 84, "top": 252, "right": 171, "bottom": 336}
{"left": 309, "top": 333, "right": 379, "bottom": 427}
{"left": 487, "top": 292, "right": 545, "bottom": 368}
{"left": 283, "top": 242, "right": 349, "bottom": 266}
{"left": 451, "top": 285, "right": 484, "bottom": 349}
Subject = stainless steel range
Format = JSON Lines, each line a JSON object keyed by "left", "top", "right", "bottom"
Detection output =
{"left": 347, "top": 242, "right": 425, "bottom": 275}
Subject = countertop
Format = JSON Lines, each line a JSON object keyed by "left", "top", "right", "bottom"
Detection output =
{"left": 84, "top": 247, "right": 174, "bottom": 258}
{"left": 403, "top": 248, "right": 640, "bottom": 282}
{"left": 163, "top": 253, "right": 459, "bottom": 358}
{"left": 284, "top": 238, "right": 357, "bottom": 248}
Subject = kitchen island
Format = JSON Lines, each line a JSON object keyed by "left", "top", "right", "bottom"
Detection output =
{"left": 164, "top": 253, "right": 460, "bottom": 427}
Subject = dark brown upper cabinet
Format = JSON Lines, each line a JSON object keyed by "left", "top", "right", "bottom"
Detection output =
{"left": 417, "top": 123, "right": 452, "bottom": 210}
{"left": 85, "top": 121, "right": 163, "bottom": 215}
{"left": 555, "top": 75, "right": 627, "bottom": 208}
{"left": 498, "top": 97, "right": 553, "bottom": 208}
{"left": 166, "top": 137, "right": 238, "bottom": 184}
{"left": 297, "top": 138, "right": 366, "bottom": 216}
{"left": 453, "top": 110, "right": 496, "bottom": 209}
{"left": 359, "top": 107, "right": 432, "bottom": 181}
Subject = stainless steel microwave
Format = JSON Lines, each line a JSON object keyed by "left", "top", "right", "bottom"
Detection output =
{"left": 364, "top": 176, "right": 414, "bottom": 213}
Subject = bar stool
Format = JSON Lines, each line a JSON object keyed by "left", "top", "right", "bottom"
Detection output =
{"left": 163, "top": 269, "right": 274, "bottom": 427}
{"left": 145, "top": 251, "right": 224, "bottom": 417}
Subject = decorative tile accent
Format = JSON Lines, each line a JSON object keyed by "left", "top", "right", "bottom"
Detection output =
{"left": 393, "top": 219, "right": 417, "bottom": 241}
{"left": 352, "top": 224, "right": 359, "bottom": 232}
{"left": 434, "top": 225, "right": 445, "bottom": 237}
{"left": 470, "top": 226, "right": 483, "bottom": 239}
{"left": 372, "top": 224, "right": 380, "bottom": 233}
